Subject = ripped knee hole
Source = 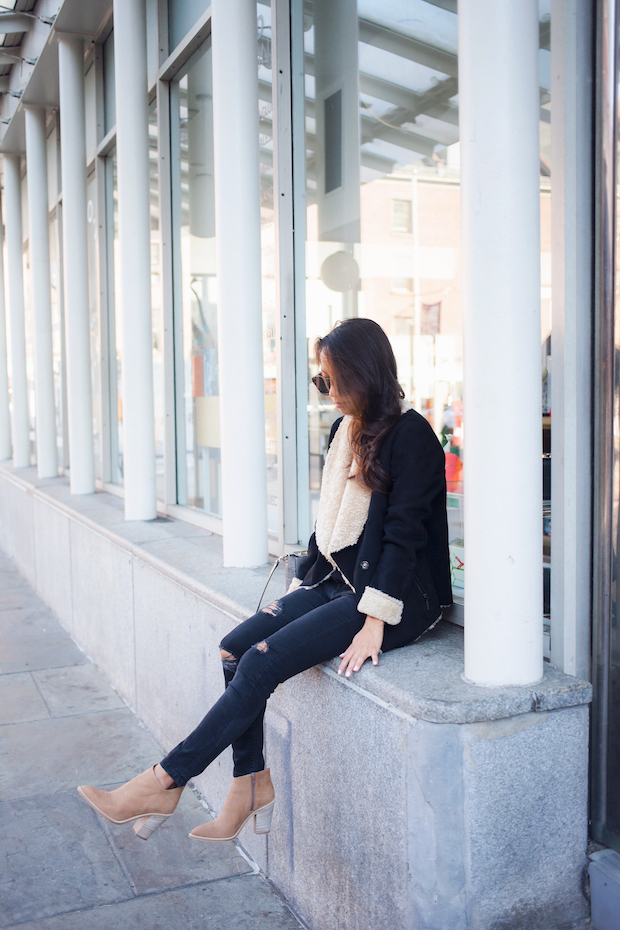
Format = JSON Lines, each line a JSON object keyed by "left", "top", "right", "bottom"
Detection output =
{"left": 220, "top": 648, "right": 238, "bottom": 671}
{"left": 261, "top": 600, "right": 282, "bottom": 617}
{"left": 255, "top": 641, "right": 269, "bottom": 653}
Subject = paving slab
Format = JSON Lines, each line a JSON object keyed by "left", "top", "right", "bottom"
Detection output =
{"left": 0, "top": 709, "right": 161, "bottom": 801}
{"left": 0, "top": 607, "right": 86, "bottom": 674}
{"left": 101, "top": 786, "right": 253, "bottom": 895}
{"left": 0, "top": 671, "right": 50, "bottom": 724}
{"left": 0, "top": 590, "right": 51, "bottom": 613}
{"left": 0, "top": 568, "right": 29, "bottom": 590}
{"left": 9, "top": 875, "right": 302, "bottom": 930}
{"left": 0, "top": 604, "right": 57, "bottom": 630}
{"left": 33, "top": 664, "right": 125, "bottom": 717}
{"left": 0, "top": 789, "right": 132, "bottom": 927}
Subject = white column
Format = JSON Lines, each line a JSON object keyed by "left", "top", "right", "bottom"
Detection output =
{"left": 459, "top": 0, "right": 543, "bottom": 686}
{"left": 212, "top": 0, "right": 267, "bottom": 567}
{"left": 549, "top": 0, "right": 593, "bottom": 680}
{"left": 3, "top": 154, "right": 29, "bottom": 468}
{"left": 0, "top": 187, "right": 12, "bottom": 460}
{"left": 25, "top": 107, "right": 57, "bottom": 478}
{"left": 113, "top": 0, "right": 156, "bottom": 521}
{"left": 58, "top": 37, "right": 95, "bottom": 495}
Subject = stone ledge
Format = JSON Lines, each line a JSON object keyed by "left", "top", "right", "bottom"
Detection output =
{"left": 0, "top": 463, "right": 592, "bottom": 726}
{"left": 325, "top": 628, "right": 593, "bottom": 724}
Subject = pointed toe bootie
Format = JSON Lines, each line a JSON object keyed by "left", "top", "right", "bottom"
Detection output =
{"left": 78, "top": 766, "right": 183, "bottom": 840}
{"left": 190, "top": 769, "right": 275, "bottom": 842}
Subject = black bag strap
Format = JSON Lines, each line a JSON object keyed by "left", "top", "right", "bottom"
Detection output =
{"left": 256, "top": 551, "right": 307, "bottom": 613}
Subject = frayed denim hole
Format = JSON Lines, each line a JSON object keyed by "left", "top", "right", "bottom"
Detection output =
{"left": 261, "top": 600, "right": 282, "bottom": 617}
{"left": 220, "top": 648, "right": 239, "bottom": 674}
{"left": 255, "top": 641, "right": 269, "bottom": 653}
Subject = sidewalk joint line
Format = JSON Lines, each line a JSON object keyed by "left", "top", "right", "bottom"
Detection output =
{"left": 30, "top": 671, "right": 53, "bottom": 718}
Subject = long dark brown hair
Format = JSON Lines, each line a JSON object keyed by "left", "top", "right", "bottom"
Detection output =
{"left": 315, "top": 318, "right": 405, "bottom": 493}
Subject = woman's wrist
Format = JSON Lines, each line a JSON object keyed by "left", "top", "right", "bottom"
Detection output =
{"left": 365, "top": 614, "right": 385, "bottom": 628}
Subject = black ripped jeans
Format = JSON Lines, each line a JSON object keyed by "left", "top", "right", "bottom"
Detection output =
{"left": 160, "top": 576, "right": 425, "bottom": 786}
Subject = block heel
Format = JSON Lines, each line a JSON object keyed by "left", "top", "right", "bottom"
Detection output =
{"left": 253, "top": 799, "right": 275, "bottom": 834}
{"left": 190, "top": 769, "right": 275, "bottom": 842}
{"left": 132, "top": 813, "right": 169, "bottom": 840}
{"left": 77, "top": 766, "right": 183, "bottom": 838}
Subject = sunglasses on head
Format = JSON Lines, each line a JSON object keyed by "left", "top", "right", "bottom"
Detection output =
{"left": 311, "top": 374, "right": 331, "bottom": 395}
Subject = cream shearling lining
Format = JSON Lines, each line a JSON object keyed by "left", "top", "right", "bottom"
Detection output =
{"left": 357, "top": 586, "right": 404, "bottom": 625}
{"left": 286, "top": 576, "right": 303, "bottom": 594}
{"left": 308, "top": 402, "right": 414, "bottom": 602}
{"left": 314, "top": 417, "right": 371, "bottom": 586}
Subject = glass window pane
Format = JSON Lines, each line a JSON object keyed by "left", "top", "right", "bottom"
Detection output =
{"left": 103, "top": 30, "right": 116, "bottom": 135}
{"left": 168, "top": 0, "right": 209, "bottom": 53}
{"left": 49, "top": 211, "right": 65, "bottom": 469}
{"left": 20, "top": 171, "right": 35, "bottom": 465}
{"left": 46, "top": 126, "right": 58, "bottom": 210}
{"left": 146, "top": 0, "right": 159, "bottom": 82}
{"left": 22, "top": 243, "right": 35, "bottom": 466}
{"left": 540, "top": 2, "right": 551, "bottom": 624}
{"left": 85, "top": 62, "right": 97, "bottom": 164}
{"left": 104, "top": 128, "right": 161, "bottom": 494}
{"left": 105, "top": 149, "right": 123, "bottom": 484}
{"left": 87, "top": 172, "right": 102, "bottom": 479}
{"left": 149, "top": 99, "right": 164, "bottom": 500}
{"left": 257, "top": 0, "right": 279, "bottom": 536}
{"left": 299, "top": 0, "right": 552, "bottom": 607}
{"left": 174, "top": 45, "right": 221, "bottom": 515}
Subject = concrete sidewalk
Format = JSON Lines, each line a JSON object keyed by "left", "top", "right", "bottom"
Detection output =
{"left": 0, "top": 550, "right": 303, "bottom": 930}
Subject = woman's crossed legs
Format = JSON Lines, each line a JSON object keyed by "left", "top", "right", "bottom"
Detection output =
{"left": 160, "top": 581, "right": 364, "bottom": 786}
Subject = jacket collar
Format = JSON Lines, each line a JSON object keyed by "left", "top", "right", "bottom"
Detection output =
{"left": 315, "top": 416, "right": 371, "bottom": 562}
{"left": 315, "top": 402, "right": 413, "bottom": 561}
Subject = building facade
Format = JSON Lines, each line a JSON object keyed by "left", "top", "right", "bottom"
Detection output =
{"left": 0, "top": 0, "right": 615, "bottom": 928}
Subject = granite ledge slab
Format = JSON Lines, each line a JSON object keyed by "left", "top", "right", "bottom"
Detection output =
{"left": 0, "top": 464, "right": 593, "bottom": 727}
{"left": 320, "top": 634, "right": 592, "bottom": 725}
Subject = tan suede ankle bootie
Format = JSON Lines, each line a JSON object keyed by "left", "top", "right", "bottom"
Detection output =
{"left": 190, "top": 769, "right": 275, "bottom": 842}
{"left": 78, "top": 766, "right": 183, "bottom": 840}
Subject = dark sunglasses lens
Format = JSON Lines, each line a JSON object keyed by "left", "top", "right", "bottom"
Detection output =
{"left": 312, "top": 375, "right": 330, "bottom": 395}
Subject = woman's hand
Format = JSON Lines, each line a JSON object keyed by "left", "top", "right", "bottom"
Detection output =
{"left": 338, "top": 616, "right": 385, "bottom": 677}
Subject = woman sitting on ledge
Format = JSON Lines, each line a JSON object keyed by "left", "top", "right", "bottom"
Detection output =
{"left": 78, "top": 317, "right": 452, "bottom": 842}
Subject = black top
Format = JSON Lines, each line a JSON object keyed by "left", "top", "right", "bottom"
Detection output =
{"left": 295, "top": 409, "right": 452, "bottom": 628}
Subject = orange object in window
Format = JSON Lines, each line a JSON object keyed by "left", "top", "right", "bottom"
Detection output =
{"left": 192, "top": 354, "right": 205, "bottom": 398}
{"left": 445, "top": 451, "right": 463, "bottom": 493}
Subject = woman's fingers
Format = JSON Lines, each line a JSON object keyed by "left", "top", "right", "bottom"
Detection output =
{"left": 338, "top": 646, "right": 361, "bottom": 676}
{"left": 337, "top": 647, "right": 354, "bottom": 675}
{"left": 346, "top": 646, "right": 370, "bottom": 677}
{"left": 338, "top": 631, "right": 382, "bottom": 676}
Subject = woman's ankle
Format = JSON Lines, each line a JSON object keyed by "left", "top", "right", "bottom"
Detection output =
{"left": 154, "top": 763, "right": 176, "bottom": 790}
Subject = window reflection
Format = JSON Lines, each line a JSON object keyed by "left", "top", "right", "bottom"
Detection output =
{"left": 86, "top": 172, "right": 102, "bottom": 479}
{"left": 301, "top": 0, "right": 551, "bottom": 604}
{"left": 22, "top": 242, "right": 35, "bottom": 465}
{"left": 257, "top": 0, "right": 279, "bottom": 536}
{"left": 175, "top": 46, "right": 221, "bottom": 515}
{"left": 49, "top": 212, "right": 66, "bottom": 469}
{"left": 303, "top": 0, "right": 463, "bottom": 582}
{"left": 149, "top": 100, "right": 164, "bottom": 500}
{"left": 105, "top": 149, "right": 123, "bottom": 484}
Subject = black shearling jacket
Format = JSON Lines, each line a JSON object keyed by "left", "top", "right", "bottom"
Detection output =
{"left": 295, "top": 409, "right": 452, "bottom": 633}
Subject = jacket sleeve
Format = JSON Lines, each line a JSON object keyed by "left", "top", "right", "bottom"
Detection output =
{"left": 357, "top": 416, "right": 446, "bottom": 625}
